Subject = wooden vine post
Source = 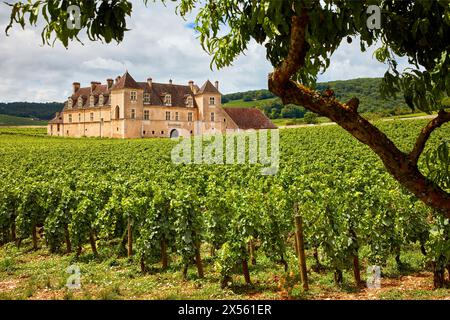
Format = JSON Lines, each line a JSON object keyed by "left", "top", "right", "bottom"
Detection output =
{"left": 294, "top": 203, "right": 309, "bottom": 291}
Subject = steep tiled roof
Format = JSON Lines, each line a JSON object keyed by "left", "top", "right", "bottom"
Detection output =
{"left": 137, "top": 82, "right": 197, "bottom": 108}
{"left": 111, "top": 71, "right": 141, "bottom": 90}
{"left": 197, "top": 80, "right": 220, "bottom": 95}
{"left": 223, "top": 107, "right": 277, "bottom": 130}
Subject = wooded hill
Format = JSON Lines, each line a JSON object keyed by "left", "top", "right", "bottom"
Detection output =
{"left": 0, "top": 102, "right": 63, "bottom": 120}
{"left": 223, "top": 78, "right": 412, "bottom": 119}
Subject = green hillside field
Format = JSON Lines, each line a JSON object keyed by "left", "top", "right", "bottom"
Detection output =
{"left": 0, "top": 114, "right": 47, "bottom": 126}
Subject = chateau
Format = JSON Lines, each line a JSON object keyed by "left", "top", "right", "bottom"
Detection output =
{"left": 48, "top": 72, "right": 276, "bottom": 139}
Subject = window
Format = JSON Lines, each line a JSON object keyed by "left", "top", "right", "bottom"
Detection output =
{"left": 144, "top": 110, "right": 150, "bottom": 120}
{"left": 209, "top": 97, "right": 215, "bottom": 105}
{"left": 175, "top": 112, "right": 179, "bottom": 121}
{"left": 210, "top": 112, "right": 215, "bottom": 122}
{"left": 161, "top": 131, "right": 164, "bottom": 135}
{"left": 165, "top": 111, "right": 171, "bottom": 120}
{"left": 68, "top": 99, "right": 73, "bottom": 109}
{"left": 115, "top": 106, "right": 120, "bottom": 119}
{"left": 164, "top": 94, "right": 172, "bottom": 106}
{"left": 57, "top": 124, "right": 60, "bottom": 132}
{"left": 188, "top": 112, "right": 193, "bottom": 122}
{"left": 99, "top": 95, "right": 104, "bottom": 106}
{"left": 186, "top": 96, "right": 193, "bottom": 107}
{"left": 152, "top": 131, "right": 155, "bottom": 135}
{"left": 78, "top": 114, "right": 81, "bottom": 122}
{"left": 144, "top": 93, "right": 150, "bottom": 104}
{"left": 90, "top": 113, "right": 94, "bottom": 122}
{"left": 90, "top": 95, "right": 95, "bottom": 107}
{"left": 68, "top": 114, "right": 72, "bottom": 123}
{"left": 130, "top": 91, "right": 137, "bottom": 101}
{"left": 131, "top": 109, "right": 136, "bottom": 119}
{"left": 78, "top": 97, "right": 83, "bottom": 108}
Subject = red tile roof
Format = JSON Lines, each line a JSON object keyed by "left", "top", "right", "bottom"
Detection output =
{"left": 223, "top": 107, "right": 277, "bottom": 130}
{"left": 197, "top": 80, "right": 220, "bottom": 94}
{"left": 111, "top": 71, "right": 141, "bottom": 90}
{"left": 137, "top": 82, "right": 196, "bottom": 108}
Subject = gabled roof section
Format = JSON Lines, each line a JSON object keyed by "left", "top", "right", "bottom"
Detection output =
{"left": 197, "top": 80, "right": 220, "bottom": 95}
{"left": 223, "top": 107, "right": 277, "bottom": 130}
{"left": 137, "top": 82, "right": 197, "bottom": 108}
{"left": 112, "top": 71, "right": 141, "bottom": 90}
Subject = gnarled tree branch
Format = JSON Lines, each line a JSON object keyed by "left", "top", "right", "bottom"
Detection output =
{"left": 268, "top": 13, "right": 450, "bottom": 218}
{"left": 409, "top": 110, "right": 450, "bottom": 164}
{"left": 272, "top": 12, "right": 309, "bottom": 90}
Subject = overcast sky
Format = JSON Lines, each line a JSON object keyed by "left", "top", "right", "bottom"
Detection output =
{"left": 0, "top": 1, "right": 404, "bottom": 103}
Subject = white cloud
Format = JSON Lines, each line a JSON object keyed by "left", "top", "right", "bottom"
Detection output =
{"left": 82, "top": 58, "right": 131, "bottom": 71}
{"left": 0, "top": 1, "right": 406, "bottom": 102}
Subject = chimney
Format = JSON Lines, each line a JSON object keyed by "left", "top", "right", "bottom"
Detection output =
{"left": 72, "top": 82, "right": 80, "bottom": 94}
{"left": 90, "top": 81, "right": 97, "bottom": 93}
{"left": 107, "top": 79, "right": 114, "bottom": 89}
{"left": 169, "top": 79, "right": 172, "bottom": 85}
{"left": 115, "top": 75, "right": 121, "bottom": 84}
{"left": 215, "top": 81, "right": 219, "bottom": 90}
{"left": 147, "top": 78, "right": 152, "bottom": 88}
{"left": 188, "top": 80, "right": 194, "bottom": 91}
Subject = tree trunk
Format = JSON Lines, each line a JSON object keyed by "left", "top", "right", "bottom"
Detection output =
{"left": 140, "top": 256, "right": 146, "bottom": 274}
{"left": 127, "top": 217, "right": 132, "bottom": 257}
{"left": 64, "top": 225, "right": 71, "bottom": 253}
{"left": 242, "top": 259, "right": 251, "bottom": 284}
{"left": 432, "top": 262, "right": 445, "bottom": 289}
{"left": 182, "top": 263, "right": 188, "bottom": 280}
{"left": 195, "top": 242, "right": 204, "bottom": 278}
{"left": 294, "top": 205, "right": 309, "bottom": 291}
{"left": 221, "top": 275, "right": 232, "bottom": 289}
{"left": 420, "top": 243, "right": 427, "bottom": 256}
{"left": 10, "top": 221, "right": 16, "bottom": 243}
{"left": 32, "top": 224, "right": 38, "bottom": 250}
{"left": 89, "top": 230, "right": 98, "bottom": 257}
{"left": 161, "top": 237, "right": 168, "bottom": 270}
{"left": 312, "top": 246, "right": 324, "bottom": 272}
{"left": 353, "top": 255, "right": 362, "bottom": 287}
{"left": 279, "top": 255, "right": 288, "bottom": 272}
{"left": 249, "top": 240, "right": 256, "bottom": 266}
{"left": 76, "top": 245, "right": 82, "bottom": 257}
{"left": 334, "top": 269, "right": 343, "bottom": 286}
{"left": 210, "top": 245, "right": 215, "bottom": 257}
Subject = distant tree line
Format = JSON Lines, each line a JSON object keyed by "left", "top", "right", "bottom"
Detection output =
{"left": 223, "top": 78, "right": 413, "bottom": 119}
{"left": 221, "top": 89, "right": 275, "bottom": 103}
{"left": 0, "top": 102, "right": 63, "bottom": 120}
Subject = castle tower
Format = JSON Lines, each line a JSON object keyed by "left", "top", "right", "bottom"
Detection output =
{"left": 110, "top": 71, "right": 143, "bottom": 138}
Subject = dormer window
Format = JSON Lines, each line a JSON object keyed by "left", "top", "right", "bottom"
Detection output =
{"left": 90, "top": 95, "right": 95, "bottom": 107}
{"left": 144, "top": 93, "right": 151, "bottom": 104}
{"left": 67, "top": 99, "right": 73, "bottom": 109}
{"left": 164, "top": 94, "right": 172, "bottom": 106}
{"left": 209, "top": 97, "right": 215, "bottom": 105}
{"left": 186, "top": 96, "right": 193, "bottom": 107}
{"left": 130, "top": 91, "right": 137, "bottom": 101}
{"left": 99, "top": 94, "right": 104, "bottom": 106}
{"left": 77, "top": 97, "right": 83, "bottom": 108}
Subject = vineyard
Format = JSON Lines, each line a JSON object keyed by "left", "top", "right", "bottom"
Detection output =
{"left": 0, "top": 120, "right": 449, "bottom": 299}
